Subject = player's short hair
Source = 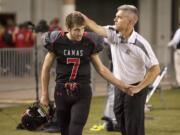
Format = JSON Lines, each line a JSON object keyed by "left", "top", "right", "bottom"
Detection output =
{"left": 66, "top": 12, "right": 85, "bottom": 29}
{"left": 117, "top": 5, "right": 139, "bottom": 24}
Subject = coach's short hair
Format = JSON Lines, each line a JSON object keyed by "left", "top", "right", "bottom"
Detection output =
{"left": 117, "top": 5, "right": 139, "bottom": 24}
{"left": 66, "top": 12, "right": 85, "bottom": 29}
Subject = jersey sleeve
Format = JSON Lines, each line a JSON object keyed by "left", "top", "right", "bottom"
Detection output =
{"left": 41, "top": 31, "right": 61, "bottom": 53}
{"left": 85, "top": 32, "right": 104, "bottom": 53}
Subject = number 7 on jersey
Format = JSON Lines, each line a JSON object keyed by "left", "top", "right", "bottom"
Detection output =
{"left": 67, "top": 58, "right": 80, "bottom": 81}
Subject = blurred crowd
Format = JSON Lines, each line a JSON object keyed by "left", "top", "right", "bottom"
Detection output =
{"left": 0, "top": 17, "right": 62, "bottom": 76}
{"left": 0, "top": 17, "right": 62, "bottom": 49}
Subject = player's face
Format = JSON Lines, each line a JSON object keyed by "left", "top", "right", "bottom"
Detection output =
{"left": 68, "top": 25, "right": 85, "bottom": 41}
{"left": 114, "top": 10, "right": 131, "bottom": 33}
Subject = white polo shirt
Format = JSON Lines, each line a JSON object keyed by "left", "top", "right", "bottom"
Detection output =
{"left": 104, "top": 26, "right": 159, "bottom": 84}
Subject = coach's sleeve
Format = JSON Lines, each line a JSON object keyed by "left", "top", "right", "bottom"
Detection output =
{"left": 104, "top": 25, "right": 118, "bottom": 44}
{"left": 141, "top": 42, "right": 159, "bottom": 69}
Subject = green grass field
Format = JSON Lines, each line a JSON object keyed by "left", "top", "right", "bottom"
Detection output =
{"left": 0, "top": 89, "right": 180, "bottom": 135}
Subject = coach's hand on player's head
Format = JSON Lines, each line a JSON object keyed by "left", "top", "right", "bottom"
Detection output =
{"left": 77, "top": 11, "right": 88, "bottom": 24}
{"left": 40, "top": 95, "right": 49, "bottom": 107}
{"left": 76, "top": 11, "right": 85, "bottom": 18}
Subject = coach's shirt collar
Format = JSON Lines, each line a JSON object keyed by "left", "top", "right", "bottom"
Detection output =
{"left": 127, "top": 30, "right": 136, "bottom": 44}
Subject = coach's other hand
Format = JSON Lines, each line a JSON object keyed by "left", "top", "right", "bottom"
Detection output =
{"left": 129, "top": 85, "right": 142, "bottom": 94}
{"left": 121, "top": 84, "right": 134, "bottom": 96}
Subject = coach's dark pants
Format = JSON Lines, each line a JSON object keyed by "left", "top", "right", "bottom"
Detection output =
{"left": 54, "top": 83, "right": 92, "bottom": 135}
{"left": 114, "top": 87, "right": 148, "bottom": 135}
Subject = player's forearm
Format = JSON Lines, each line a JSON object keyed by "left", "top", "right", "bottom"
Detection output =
{"left": 41, "top": 68, "right": 50, "bottom": 97}
{"left": 41, "top": 52, "right": 55, "bottom": 97}
{"left": 98, "top": 66, "right": 126, "bottom": 89}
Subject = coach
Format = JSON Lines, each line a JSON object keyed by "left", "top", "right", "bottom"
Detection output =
{"left": 80, "top": 4, "right": 160, "bottom": 135}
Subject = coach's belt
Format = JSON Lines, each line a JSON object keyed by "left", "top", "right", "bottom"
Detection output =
{"left": 130, "top": 82, "right": 140, "bottom": 86}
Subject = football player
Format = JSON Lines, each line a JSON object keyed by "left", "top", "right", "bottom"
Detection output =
{"left": 40, "top": 11, "right": 133, "bottom": 135}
